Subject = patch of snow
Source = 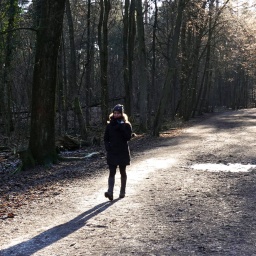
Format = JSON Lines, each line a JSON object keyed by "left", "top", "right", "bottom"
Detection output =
{"left": 191, "top": 163, "right": 256, "bottom": 173}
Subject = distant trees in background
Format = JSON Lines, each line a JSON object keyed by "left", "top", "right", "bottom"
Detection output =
{"left": 0, "top": 0, "right": 256, "bottom": 165}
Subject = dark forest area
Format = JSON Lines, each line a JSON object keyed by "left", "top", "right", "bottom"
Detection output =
{"left": 0, "top": 0, "right": 256, "bottom": 168}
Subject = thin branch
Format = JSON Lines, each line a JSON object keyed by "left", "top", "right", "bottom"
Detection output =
{"left": 0, "top": 27, "right": 37, "bottom": 35}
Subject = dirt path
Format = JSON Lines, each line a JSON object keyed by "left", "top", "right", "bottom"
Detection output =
{"left": 1, "top": 109, "right": 256, "bottom": 255}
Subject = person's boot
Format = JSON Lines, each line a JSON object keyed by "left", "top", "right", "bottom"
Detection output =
{"left": 105, "top": 176, "right": 114, "bottom": 201}
{"left": 119, "top": 176, "right": 127, "bottom": 198}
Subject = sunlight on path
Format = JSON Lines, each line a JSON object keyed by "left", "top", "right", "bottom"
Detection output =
{"left": 191, "top": 163, "right": 256, "bottom": 173}
{"left": 134, "top": 157, "right": 176, "bottom": 170}
{"left": 128, "top": 157, "right": 176, "bottom": 181}
{"left": 95, "top": 157, "right": 176, "bottom": 202}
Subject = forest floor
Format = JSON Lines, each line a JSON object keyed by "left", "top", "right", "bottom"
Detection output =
{"left": 1, "top": 108, "right": 256, "bottom": 255}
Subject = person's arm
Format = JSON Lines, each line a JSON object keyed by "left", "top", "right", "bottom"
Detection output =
{"left": 120, "top": 123, "right": 132, "bottom": 141}
{"left": 104, "top": 125, "right": 111, "bottom": 151}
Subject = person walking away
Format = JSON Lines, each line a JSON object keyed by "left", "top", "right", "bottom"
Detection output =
{"left": 104, "top": 104, "right": 132, "bottom": 200}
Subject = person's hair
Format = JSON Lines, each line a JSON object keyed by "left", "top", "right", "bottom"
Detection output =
{"left": 108, "top": 113, "right": 130, "bottom": 124}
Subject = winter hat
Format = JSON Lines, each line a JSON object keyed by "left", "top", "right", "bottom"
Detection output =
{"left": 113, "top": 104, "right": 124, "bottom": 114}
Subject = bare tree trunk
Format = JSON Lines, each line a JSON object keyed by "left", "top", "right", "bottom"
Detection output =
{"left": 61, "top": 35, "right": 68, "bottom": 132}
{"left": 74, "top": 96, "right": 87, "bottom": 139}
{"left": 66, "top": 0, "right": 86, "bottom": 136}
{"left": 66, "top": 0, "right": 77, "bottom": 98}
{"left": 198, "top": 0, "right": 214, "bottom": 114}
{"left": 153, "top": 0, "right": 186, "bottom": 136}
{"left": 127, "top": 0, "right": 136, "bottom": 115}
{"left": 98, "top": 0, "right": 111, "bottom": 124}
{"left": 2, "top": 0, "right": 18, "bottom": 136}
{"left": 85, "top": 0, "right": 92, "bottom": 126}
{"left": 123, "top": 0, "right": 130, "bottom": 115}
{"left": 28, "top": 0, "right": 66, "bottom": 166}
{"left": 57, "top": 43, "right": 64, "bottom": 135}
{"left": 136, "top": 0, "right": 148, "bottom": 132}
{"left": 149, "top": 0, "right": 158, "bottom": 124}
{"left": 178, "top": 1, "right": 207, "bottom": 120}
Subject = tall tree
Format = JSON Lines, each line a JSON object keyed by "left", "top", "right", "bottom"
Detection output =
{"left": 153, "top": 0, "right": 186, "bottom": 136}
{"left": 123, "top": 0, "right": 130, "bottom": 115}
{"left": 66, "top": 0, "right": 87, "bottom": 139}
{"left": 149, "top": 0, "right": 158, "bottom": 118}
{"left": 27, "top": 0, "right": 66, "bottom": 166}
{"left": 136, "top": 0, "right": 148, "bottom": 131}
{"left": 98, "top": 0, "right": 111, "bottom": 123}
{"left": 197, "top": 0, "right": 214, "bottom": 114}
{"left": 85, "top": 0, "right": 92, "bottom": 126}
{"left": 123, "top": 0, "right": 136, "bottom": 117}
{"left": 1, "top": 0, "right": 20, "bottom": 136}
{"left": 179, "top": 0, "right": 208, "bottom": 120}
{"left": 66, "top": 0, "right": 77, "bottom": 102}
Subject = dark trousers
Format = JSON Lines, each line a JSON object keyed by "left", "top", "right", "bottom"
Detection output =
{"left": 109, "top": 164, "right": 127, "bottom": 178}
{"left": 108, "top": 165, "right": 127, "bottom": 195}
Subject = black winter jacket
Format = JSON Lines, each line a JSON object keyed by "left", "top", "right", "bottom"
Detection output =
{"left": 104, "top": 116, "right": 132, "bottom": 166}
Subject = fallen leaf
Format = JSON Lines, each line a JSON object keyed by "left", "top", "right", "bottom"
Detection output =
{"left": 7, "top": 212, "right": 15, "bottom": 218}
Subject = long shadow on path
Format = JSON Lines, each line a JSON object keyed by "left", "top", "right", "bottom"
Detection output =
{"left": 0, "top": 199, "right": 119, "bottom": 256}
